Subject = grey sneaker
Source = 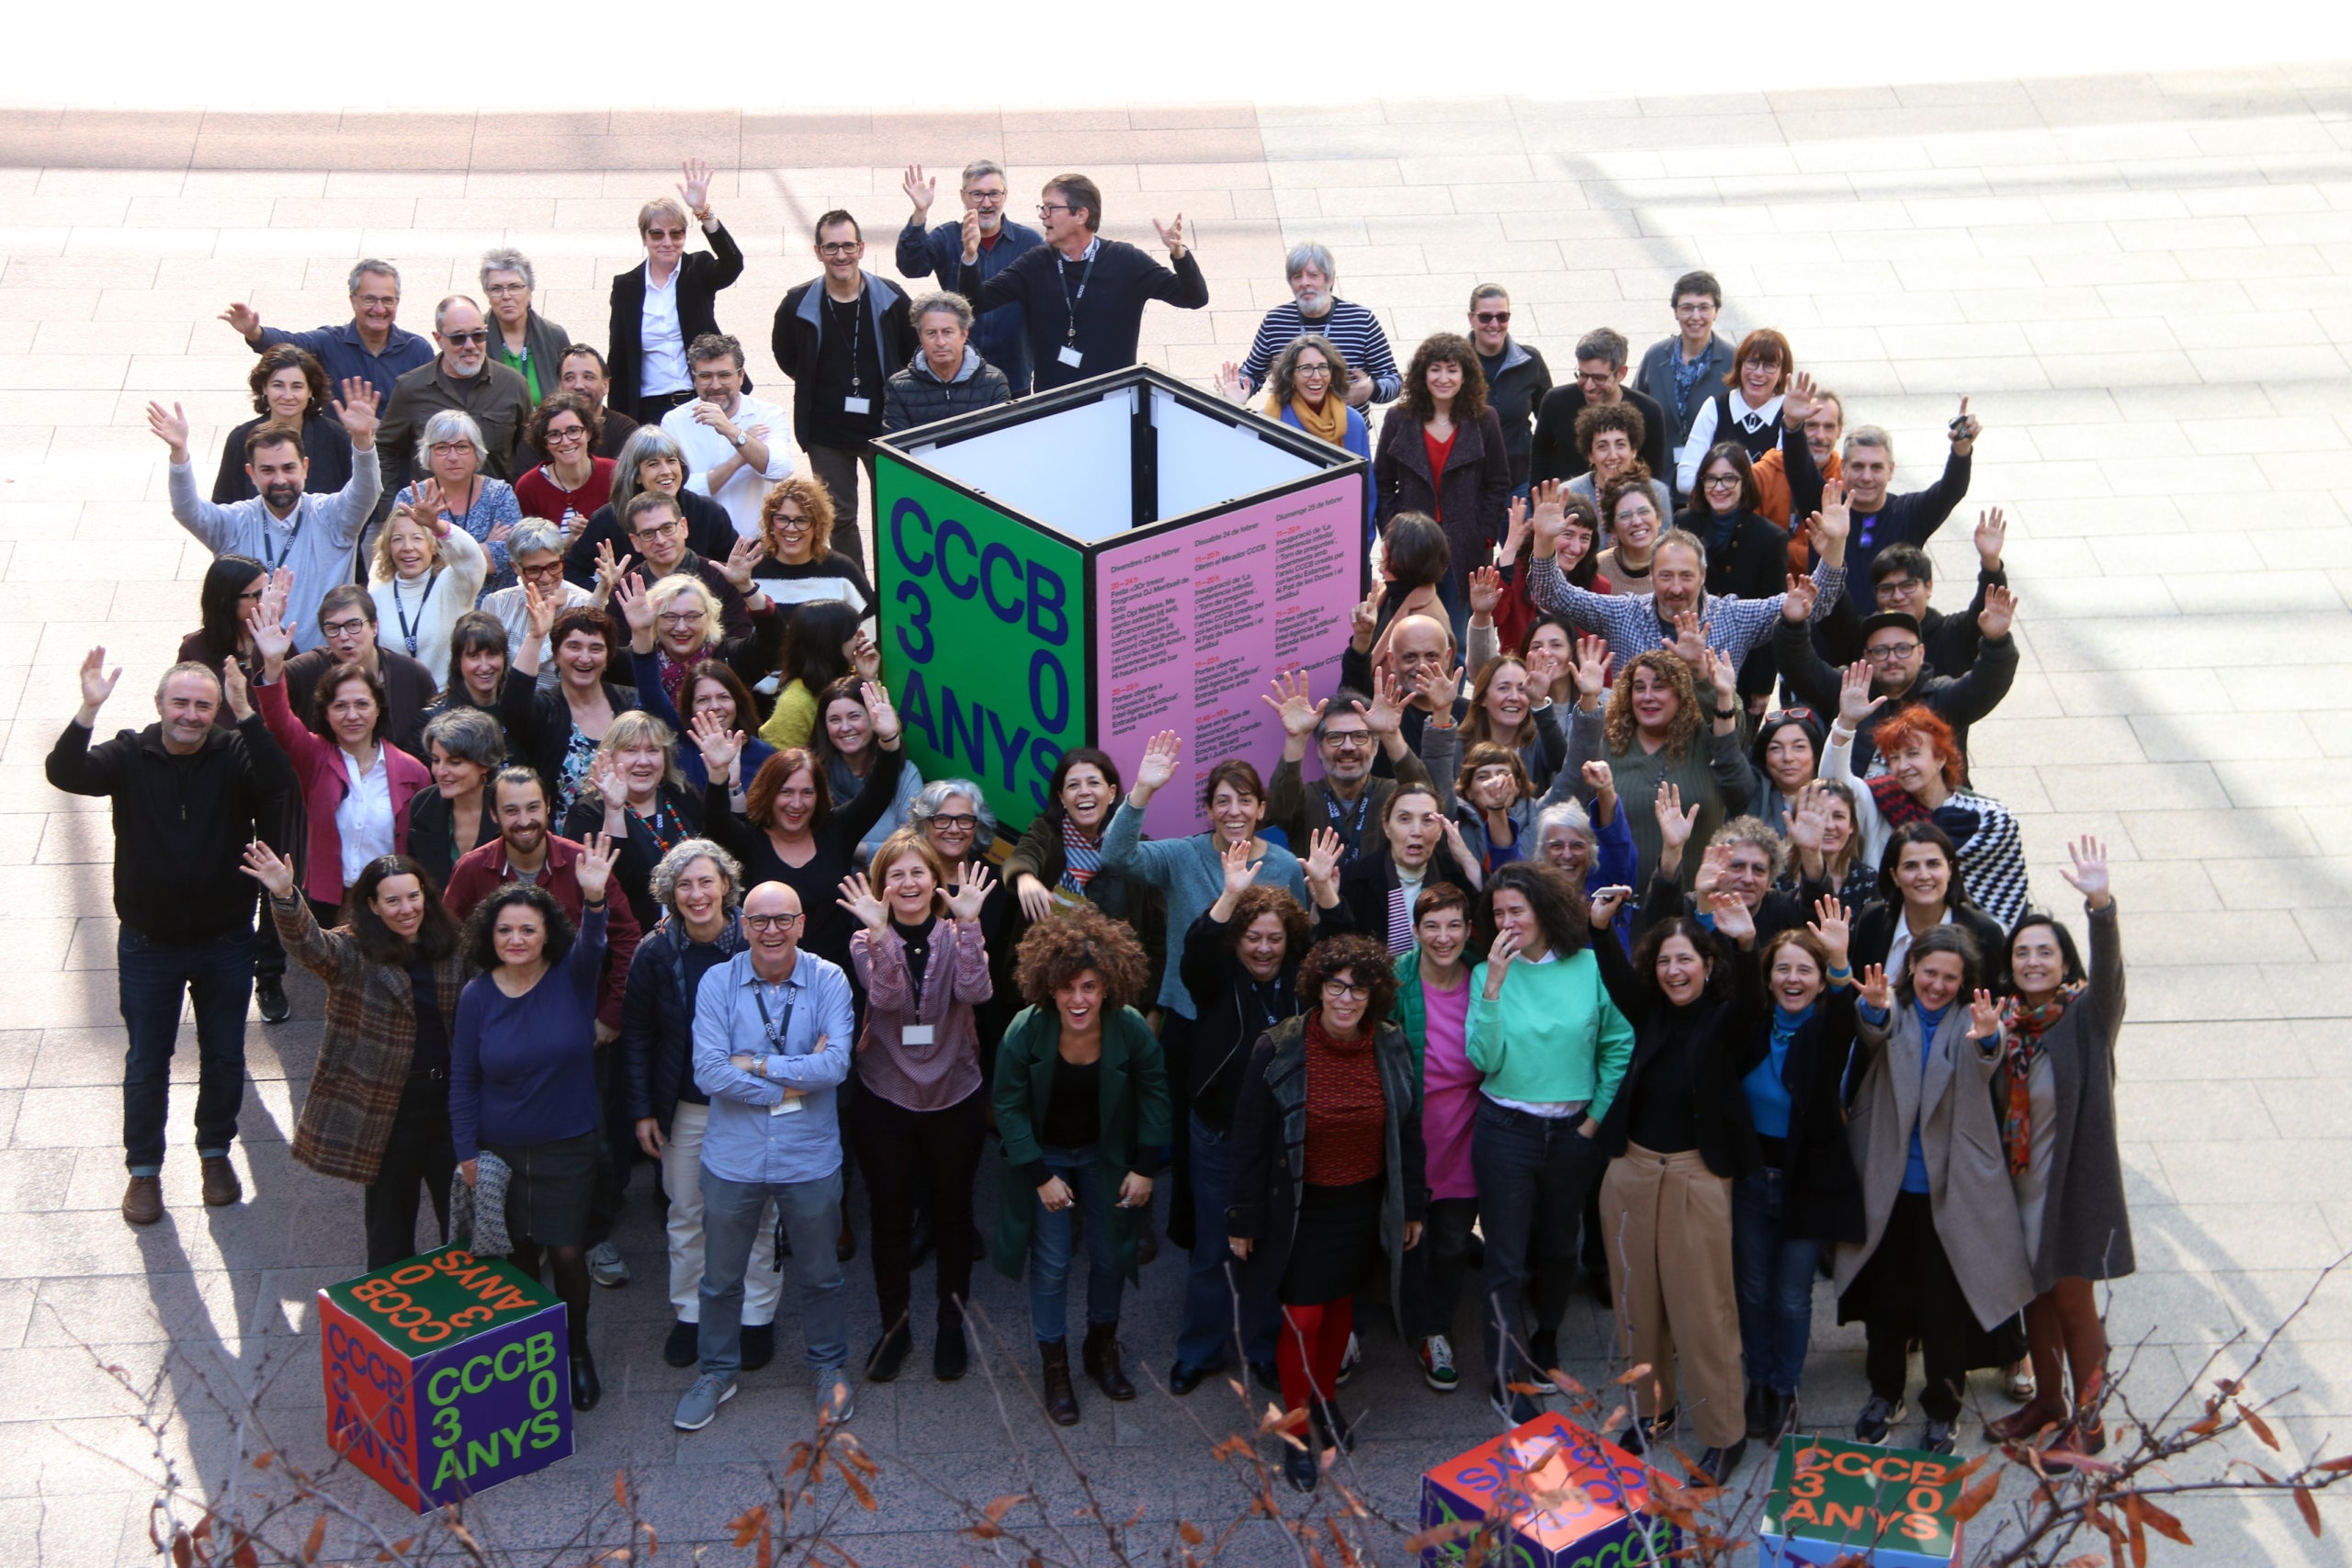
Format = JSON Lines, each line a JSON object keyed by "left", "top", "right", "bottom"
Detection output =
{"left": 673, "top": 1373, "right": 737, "bottom": 1432}
{"left": 587, "top": 1240, "right": 629, "bottom": 1288}
{"left": 818, "top": 1373, "right": 855, "bottom": 1426}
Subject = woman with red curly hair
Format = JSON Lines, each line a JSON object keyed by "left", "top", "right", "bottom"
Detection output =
{"left": 991, "top": 907, "right": 1171, "bottom": 1428}
{"left": 1826, "top": 663, "right": 2029, "bottom": 928}
{"left": 1227, "top": 931, "right": 1425, "bottom": 1495}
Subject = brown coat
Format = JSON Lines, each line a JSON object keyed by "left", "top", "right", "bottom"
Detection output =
{"left": 272, "top": 895, "right": 472, "bottom": 1185}
{"left": 1372, "top": 405, "right": 1512, "bottom": 604}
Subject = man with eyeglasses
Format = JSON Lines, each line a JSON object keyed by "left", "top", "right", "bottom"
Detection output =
{"left": 1772, "top": 566, "right": 2018, "bottom": 774}
{"left": 152, "top": 384, "right": 384, "bottom": 651}
{"left": 1813, "top": 510, "right": 2009, "bottom": 678}
{"left": 377, "top": 296, "right": 535, "bottom": 499}
{"left": 1466, "top": 284, "right": 1553, "bottom": 494}
{"left": 221, "top": 258, "right": 434, "bottom": 410}
{"left": 608, "top": 160, "right": 747, "bottom": 427}
{"left": 1264, "top": 671, "right": 1434, "bottom": 867}
{"left": 662, "top": 333, "right": 793, "bottom": 542}
{"left": 897, "top": 161, "right": 1045, "bottom": 396}
{"left": 1529, "top": 326, "right": 1672, "bottom": 490}
{"left": 607, "top": 492, "right": 761, "bottom": 647}
{"left": 774, "top": 212, "right": 915, "bottom": 574}
{"left": 480, "top": 248, "right": 571, "bottom": 407}
{"left": 1632, "top": 270, "right": 1735, "bottom": 480}
{"left": 957, "top": 173, "right": 1208, "bottom": 394}
{"left": 280, "top": 583, "right": 437, "bottom": 757}
{"left": 673, "top": 880, "right": 858, "bottom": 1434}
{"left": 1338, "top": 614, "right": 1470, "bottom": 764}
{"left": 1783, "top": 403, "right": 1981, "bottom": 595}
{"left": 1233, "top": 241, "right": 1400, "bottom": 410}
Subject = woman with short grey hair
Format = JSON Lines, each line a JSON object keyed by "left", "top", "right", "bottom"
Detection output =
{"left": 481, "top": 247, "right": 571, "bottom": 405}
{"left": 405, "top": 704, "right": 506, "bottom": 886}
{"left": 564, "top": 423, "right": 734, "bottom": 582}
{"left": 393, "top": 407, "right": 524, "bottom": 593}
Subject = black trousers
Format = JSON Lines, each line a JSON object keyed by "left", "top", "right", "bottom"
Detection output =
{"left": 363, "top": 1070, "right": 456, "bottom": 1270}
{"left": 852, "top": 1085, "right": 987, "bottom": 1337}
{"left": 584, "top": 1043, "right": 633, "bottom": 1251}
{"left": 1859, "top": 1190, "right": 1973, "bottom": 1421}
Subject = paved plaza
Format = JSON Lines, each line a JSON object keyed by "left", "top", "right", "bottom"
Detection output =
{"left": 4, "top": 64, "right": 2352, "bottom": 1562}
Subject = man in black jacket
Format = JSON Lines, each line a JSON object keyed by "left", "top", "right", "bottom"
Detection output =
{"left": 774, "top": 212, "right": 917, "bottom": 574}
{"left": 957, "top": 173, "right": 1208, "bottom": 393}
{"left": 1773, "top": 571, "right": 2018, "bottom": 773}
{"left": 1527, "top": 326, "right": 1672, "bottom": 487}
{"left": 46, "top": 649, "right": 294, "bottom": 1226}
{"left": 1811, "top": 507, "right": 2008, "bottom": 674}
{"left": 1261, "top": 671, "right": 1431, "bottom": 867}
{"left": 1784, "top": 400, "right": 1980, "bottom": 593}
{"left": 883, "top": 292, "right": 1012, "bottom": 436}
{"left": 607, "top": 161, "right": 747, "bottom": 425}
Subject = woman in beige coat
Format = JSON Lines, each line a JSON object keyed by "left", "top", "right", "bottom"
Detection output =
{"left": 1833, "top": 925, "right": 2032, "bottom": 1455}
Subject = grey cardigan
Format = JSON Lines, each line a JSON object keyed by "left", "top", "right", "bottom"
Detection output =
{"left": 2009, "top": 901, "right": 2132, "bottom": 1292}
{"left": 1634, "top": 333, "right": 1737, "bottom": 463}
{"left": 1834, "top": 997, "right": 2035, "bottom": 1332}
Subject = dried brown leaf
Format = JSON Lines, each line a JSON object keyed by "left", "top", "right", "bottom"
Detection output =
{"left": 984, "top": 1495, "right": 1026, "bottom": 1524}
{"left": 2187, "top": 1416, "right": 2222, "bottom": 1436}
{"left": 2122, "top": 1495, "right": 2148, "bottom": 1568}
{"left": 2243, "top": 1406, "right": 2281, "bottom": 1451}
{"left": 1952, "top": 1451, "right": 1993, "bottom": 1482}
{"left": 250, "top": 1451, "right": 274, "bottom": 1472}
{"left": 1328, "top": 1519, "right": 1363, "bottom": 1568}
{"left": 2297, "top": 1486, "right": 2324, "bottom": 1538}
{"left": 728, "top": 1506, "right": 770, "bottom": 1549}
{"left": 2320, "top": 1455, "right": 2352, "bottom": 1473}
{"left": 1403, "top": 1520, "right": 1482, "bottom": 1555}
{"left": 1178, "top": 1521, "right": 1204, "bottom": 1546}
{"left": 2136, "top": 1496, "right": 2192, "bottom": 1546}
{"left": 1951, "top": 1473, "right": 2004, "bottom": 1524}
{"left": 300, "top": 1515, "right": 327, "bottom": 1566}
{"left": 171, "top": 1534, "right": 193, "bottom": 1568}
{"left": 376, "top": 1538, "right": 415, "bottom": 1563}
{"left": 1612, "top": 1363, "right": 1654, "bottom": 1387}
{"left": 615, "top": 1468, "right": 631, "bottom": 1508}
{"left": 841, "top": 1465, "right": 878, "bottom": 1512}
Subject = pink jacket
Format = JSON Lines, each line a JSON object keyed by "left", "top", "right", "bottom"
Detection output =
{"left": 849, "top": 916, "right": 992, "bottom": 1112}
{"left": 256, "top": 673, "right": 432, "bottom": 905}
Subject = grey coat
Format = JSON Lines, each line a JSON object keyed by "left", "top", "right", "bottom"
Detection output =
{"left": 1834, "top": 998, "right": 2034, "bottom": 1332}
{"left": 2010, "top": 901, "right": 2132, "bottom": 1292}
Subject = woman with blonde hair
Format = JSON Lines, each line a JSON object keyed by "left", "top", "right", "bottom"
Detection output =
{"left": 752, "top": 474, "right": 875, "bottom": 615}
{"left": 369, "top": 491, "right": 490, "bottom": 678}
{"left": 626, "top": 571, "right": 781, "bottom": 711}
{"left": 1568, "top": 646, "right": 1752, "bottom": 887}
{"left": 562, "top": 707, "right": 700, "bottom": 929}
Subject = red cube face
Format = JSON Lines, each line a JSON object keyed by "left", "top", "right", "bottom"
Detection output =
{"left": 1418, "top": 1412, "right": 1678, "bottom": 1568}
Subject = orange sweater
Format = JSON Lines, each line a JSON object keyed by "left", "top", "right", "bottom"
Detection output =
{"left": 1757, "top": 447, "right": 1842, "bottom": 571}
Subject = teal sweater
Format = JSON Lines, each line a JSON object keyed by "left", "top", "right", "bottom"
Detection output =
{"left": 1466, "top": 949, "right": 1635, "bottom": 1120}
{"left": 1102, "top": 800, "right": 1305, "bottom": 1018}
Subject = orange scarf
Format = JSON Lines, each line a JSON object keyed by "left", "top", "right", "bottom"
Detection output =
{"left": 1267, "top": 389, "right": 1349, "bottom": 447}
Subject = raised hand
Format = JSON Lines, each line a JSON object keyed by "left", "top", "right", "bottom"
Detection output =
{"left": 958, "top": 208, "right": 981, "bottom": 264}
{"left": 1589, "top": 885, "right": 1633, "bottom": 931}
{"left": 1837, "top": 660, "right": 1884, "bottom": 728}
{"left": 1700, "top": 646, "right": 1738, "bottom": 714}
{"left": 861, "top": 681, "right": 901, "bottom": 746}
{"left": 1262, "top": 669, "right": 1326, "bottom": 742}
{"left": 333, "top": 378, "right": 380, "bottom": 446}
{"left": 1709, "top": 889, "right": 1756, "bottom": 946}
{"left": 850, "top": 629, "right": 882, "bottom": 683}
{"left": 690, "top": 709, "right": 743, "bottom": 774}
{"left": 1415, "top": 660, "right": 1463, "bottom": 716}
{"left": 1467, "top": 564, "right": 1504, "bottom": 619}
{"left": 410, "top": 477, "right": 446, "bottom": 521}
{"left": 522, "top": 577, "right": 559, "bottom": 644}
{"left": 593, "top": 758, "right": 631, "bottom": 809}
{"left": 1667, "top": 609, "right": 1709, "bottom": 668}
{"left": 1950, "top": 395, "right": 1981, "bottom": 452}
{"left": 2056, "top": 833, "right": 2112, "bottom": 909}
{"left": 722, "top": 533, "right": 765, "bottom": 592}
{"left": 1212, "top": 360, "right": 1249, "bottom": 403}
{"left": 1440, "top": 816, "right": 1477, "bottom": 878}
{"left": 1964, "top": 987, "right": 2003, "bottom": 1043}
{"left": 220, "top": 657, "right": 253, "bottom": 721}
{"left": 239, "top": 839, "right": 299, "bottom": 899}
{"left": 576, "top": 831, "right": 619, "bottom": 906}
{"left": 1581, "top": 760, "right": 1617, "bottom": 817}
{"left": 678, "top": 156, "right": 715, "bottom": 218}
{"left": 1150, "top": 213, "right": 1187, "bottom": 258}
{"left": 902, "top": 163, "right": 936, "bottom": 217}
{"left": 1363, "top": 670, "right": 1407, "bottom": 739}
{"left": 1978, "top": 583, "right": 2018, "bottom": 640}
{"left": 1807, "top": 893, "right": 1851, "bottom": 971}
{"left": 145, "top": 400, "right": 192, "bottom": 460}
{"left": 247, "top": 602, "right": 294, "bottom": 673}
{"left": 1349, "top": 578, "right": 1386, "bottom": 651}
{"left": 1810, "top": 477, "right": 1850, "bottom": 560}
{"left": 220, "top": 301, "right": 262, "bottom": 339}
{"left": 1302, "top": 827, "right": 1343, "bottom": 897}
{"left": 1693, "top": 840, "right": 1730, "bottom": 901}
{"left": 1974, "top": 506, "right": 2007, "bottom": 570}
{"left": 944, "top": 863, "right": 995, "bottom": 922}
{"left": 77, "top": 646, "right": 122, "bottom": 715}
{"left": 1858, "top": 963, "right": 1891, "bottom": 1013}
{"left": 1655, "top": 780, "right": 1698, "bottom": 854}
{"left": 1218, "top": 834, "right": 1261, "bottom": 899}
{"left": 1522, "top": 638, "right": 1564, "bottom": 696}
{"left": 1781, "top": 369, "right": 1816, "bottom": 426}
{"left": 1015, "top": 874, "right": 1057, "bottom": 923}
{"left": 1131, "top": 730, "right": 1182, "bottom": 800}
{"left": 1781, "top": 570, "right": 1819, "bottom": 625}
{"left": 592, "top": 537, "right": 635, "bottom": 597}
{"left": 1571, "top": 633, "right": 1611, "bottom": 701}
{"left": 612, "top": 575, "right": 655, "bottom": 643}
{"left": 1527, "top": 479, "right": 1568, "bottom": 558}
{"left": 1787, "top": 785, "right": 1826, "bottom": 853}
{"left": 1499, "top": 494, "right": 1532, "bottom": 565}
{"left": 836, "top": 872, "right": 889, "bottom": 932}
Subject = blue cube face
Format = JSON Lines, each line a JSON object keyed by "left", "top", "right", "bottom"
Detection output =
{"left": 411, "top": 1299, "right": 573, "bottom": 1506}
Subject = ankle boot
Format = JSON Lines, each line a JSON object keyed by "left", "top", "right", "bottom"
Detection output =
{"left": 570, "top": 1348, "right": 602, "bottom": 1412}
{"left": 1040, "top": 1339, "right": 1080, "bottom": 1426}
{"left": 1081, "top": 1321, "right": 1136, "bottom": 1402}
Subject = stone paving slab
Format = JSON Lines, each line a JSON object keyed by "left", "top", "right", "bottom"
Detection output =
{"left": 4, "top": 70, "right": 2351, "bottom": 1562}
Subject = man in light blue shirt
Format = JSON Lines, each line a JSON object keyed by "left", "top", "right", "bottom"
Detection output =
{"left": 675, "top": 881, "right": 855, "bottom": 1433}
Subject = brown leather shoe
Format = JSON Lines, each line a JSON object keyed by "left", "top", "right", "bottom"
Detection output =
{"left": 1985, "top": 1401, "right": 2066, "bottom": 1444}
{"left": 1040, "top": 1338, "right": 1080, "bottom": 1426}
{"left": 1082, "top": 1321, "right": 1136, "bottom": 1402}
{"left": 200, "top": 1156, "right": 242, "bottom": 1207}
{"left": 121, "top": 1175, "right": 163, "bottom": 1225}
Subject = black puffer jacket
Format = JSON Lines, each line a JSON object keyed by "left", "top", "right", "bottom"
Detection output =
{"left": 882, "top": 347, "right": 1012, "bottom": 435}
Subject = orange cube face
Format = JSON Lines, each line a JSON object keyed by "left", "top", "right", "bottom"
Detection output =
{"left": 1418, "top": 1412, "right": 1679, "bottom": 1568}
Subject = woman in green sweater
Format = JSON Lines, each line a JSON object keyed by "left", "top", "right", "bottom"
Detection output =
{"left": 1467, "top": 861, "right": 1636, "bottom": 1418}
{"left": 1566, "top": 645, "right": 1754, "bottom": 889}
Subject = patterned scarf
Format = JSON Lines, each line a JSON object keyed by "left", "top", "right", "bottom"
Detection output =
{"left": 2001, "top": 985, "right": 2082, "bottom": 1175}
{"left": 1868, "top": 773, "right": 1931, "bottom": 830}
{"left": 1058, "top": 817, "right": 1104, "bottom": 895}
{"left": 656, "top": 648, "right": 691, "bottom": 708}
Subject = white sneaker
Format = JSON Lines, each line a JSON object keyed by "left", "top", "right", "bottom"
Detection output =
{"left": 818, "top": 1374, "right": 855, "bottom": 1426}
{"left": 1336, "top": 1331, "right": 1362, "bottom": 1386}
{"left": 1419, "top": 1335, "right": 1459, "bottom": 1392}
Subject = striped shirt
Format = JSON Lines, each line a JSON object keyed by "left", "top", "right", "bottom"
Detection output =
{"left": 1525, "top": 551, "right": 1845, "bottom": 673}
{"left": 1240, "top": 299, "right": 1402, "bottom": 403}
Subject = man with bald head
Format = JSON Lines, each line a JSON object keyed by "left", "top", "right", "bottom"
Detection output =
{"left": 47, "top": 649, "right": 294, "bottom": 1227}
{"left": 677, "top": 880, "right": 858, "bottom": 1435}
{"left": 1338, "top": 611, "right": 1468, "bottom": 766}
{"left": 377, "top": 293, "right": 535, "bottom": 496}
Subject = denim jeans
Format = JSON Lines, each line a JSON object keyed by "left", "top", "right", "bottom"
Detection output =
{"left": 118, "top": 927, "right": 254, "bottom": 1174}
{"left": 1176, "top": 1111, "right": 1280, "bottom": 1372}
{"left": 1472, "top": 1099, "right": 1608, "bottom": 1389}
{"left": 1732, "top": 1166, "right": 1820, "bottom": 1395}
{"left": 697, "top": 1166, "right": 846, "bottom": 1383}
{"left": 1029, "top": 1145, "right": 1121, "bottom": 1343}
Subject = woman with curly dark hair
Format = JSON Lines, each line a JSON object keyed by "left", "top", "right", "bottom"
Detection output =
{"left": 1227, "top": 931, "right": 1425, "bottom": 1493}
{"left": 1374, "top": 332, "right": 1511, "bottom": 643}
{"left": 990, "top": 907, "right": 1171, "bottom": 1427}
{"left": 514, "top": 391, "right": 616, "bottom": 536}
{"left": 451, "top": 833, "right": 618, "bottom": 1410}
{"left": 1168, "top": 831, "right": 1348, "bottom": 1395}
{"left": 1565, "top": 646, "right": 1752, "bottom": 888}
{"left": 212, "top": 343, "right": 352, "bottom": 502}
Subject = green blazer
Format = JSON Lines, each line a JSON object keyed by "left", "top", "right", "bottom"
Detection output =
{"left": 989, "top": 1002, "right": 1173, "bottom": 1285}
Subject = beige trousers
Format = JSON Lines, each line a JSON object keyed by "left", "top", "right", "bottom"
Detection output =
{"left": 1600, "top": 1143, "right": 1745, "bottom": 1450}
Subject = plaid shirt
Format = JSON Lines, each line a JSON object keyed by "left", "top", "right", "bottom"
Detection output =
{"left": 1525, "top": 550, "right": 1845, "bottom": 671}
{"left": 272, "top": 894, "right": 472, "bottom": 1186}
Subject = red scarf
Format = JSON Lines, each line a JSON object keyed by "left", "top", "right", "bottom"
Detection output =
{"left": 1868, "top": 773, "right": 1930, "bottom": 830}
{"left": 2001, "top": 986, "right": 2081, "bottom": 1175}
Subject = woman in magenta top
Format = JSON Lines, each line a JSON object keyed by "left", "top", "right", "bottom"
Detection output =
{"left": 1392, "top": 882, "right": 1479, "bottom": 1393}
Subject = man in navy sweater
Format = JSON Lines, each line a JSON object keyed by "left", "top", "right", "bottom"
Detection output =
{"left": 1786, "top": 397, "right": 1981, "bottom": 594}
{"left": 957, "top": 173, "right": 1208, "bottom": 392}
{"left": 897, "top": 160, "right": 1044, "bottom": 395}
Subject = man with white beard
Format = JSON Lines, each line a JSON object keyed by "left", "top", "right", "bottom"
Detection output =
{"left": 1232, "top": 242, "right": 1399, "bottom": 407}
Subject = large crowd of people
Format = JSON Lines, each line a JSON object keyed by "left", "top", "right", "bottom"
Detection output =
{"left": 51, "top": 156, "right": 2130, "bottom": 1496}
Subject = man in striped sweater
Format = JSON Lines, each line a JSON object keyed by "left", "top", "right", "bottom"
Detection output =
{"left": 1235, "top": 242, "right": 1400, "bottom": 408}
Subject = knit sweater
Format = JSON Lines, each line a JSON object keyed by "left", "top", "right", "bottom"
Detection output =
{"left": 1465, "top": 949, "right": 1635, "bottom": 1119}
{"left": 1100, "top": 800, "right": 1306, "bottom": 1018}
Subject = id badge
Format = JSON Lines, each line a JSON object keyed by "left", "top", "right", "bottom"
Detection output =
{"left": 902, "top": 1024, "right": 935, "bottom": 1046}
{"left": 842, "top": 396, "right": 872, "bottom": 414}
{"left": 1057, "top": 345, "right": 1084, "bottom": 368}
{"left": 771, "top": 1090, "right": 805, "bottom": 1117}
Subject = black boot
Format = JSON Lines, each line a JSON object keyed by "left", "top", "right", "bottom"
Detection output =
{"left": 1746, "top": 1382, "right": 1769, "bottom": 1439}
{"left": 865, "top": 1324, "right": 912, "bottom": 1382}
{"left": 1040, "top": 1339, "right": 1080, "bottom": 1426}
{"left": 570, "top": 1348, "right": 602, "bottom": 1411}
{"left": 1082, "top": 1321, "right": 1136, "bottom": 1401}
{"left": 1284, "top": 1435, "right": 1319, "bottom": 1493}
{"left": 1312, "top": 1398, "right": 1355, "bottom": 1454}
{"left": 933, "top": 1316, "right": 969, "bottom": 1382}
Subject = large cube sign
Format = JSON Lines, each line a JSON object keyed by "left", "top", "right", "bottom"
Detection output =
{"left": 1419, "top": 1411, "right": 1679, "bottom": 1568}
{"left": 319, "top": 1247, "right": 573, "bottom": 1511}
{"left": 1758, "top": 1436, "right": 1966, "bottom": 1568}
{"left": 876, "top": 368, "right": 1368, "bottom": 838}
